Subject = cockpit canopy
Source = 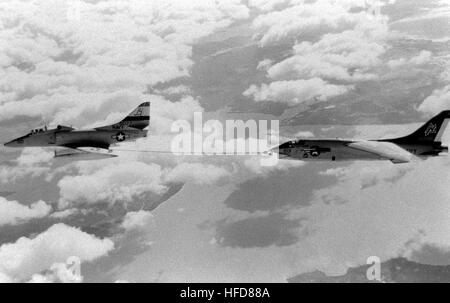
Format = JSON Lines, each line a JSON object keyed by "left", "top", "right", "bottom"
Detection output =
{"left": 55, "top": 125, "right": 74, "bottom": 131}
{"left": 278, "top": 140, "right": 307, "bottom": 149}
{"left": 29, "top": 125, "right": 74, "bottom": 135}
{"left": 30, "top": 126, "right": 47, "bottom": 134}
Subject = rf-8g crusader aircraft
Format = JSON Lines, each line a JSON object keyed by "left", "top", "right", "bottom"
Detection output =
{"left": 4, "top": 102, "right": 150, "bottom": 159}
{"left": 273, "top": 110, "right": 449, "bottom": 164}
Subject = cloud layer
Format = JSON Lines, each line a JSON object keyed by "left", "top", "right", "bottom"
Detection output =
{"left": 0, "top": 223, "right": 114, "bottom": 282}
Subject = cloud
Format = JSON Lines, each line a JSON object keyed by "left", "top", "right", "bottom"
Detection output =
{"left": 418, "top": 85, "right": 450, "bottom": 115}
{"left": 245, "top": 0, "right": 391, "bottom": 106}
{"left": 58, "top": 161, "right": 167, "bottom": 209}
{"left": 50, "top": 208, "right": 79, "bottom": 219}
{"left": 387, "top": 50, "right": 432, "bottom": 68}
{"left": 265, "top": 27, "right": 387, "bottom": 82}
{"left": 0, "top": 197, "right": 52, "bottom": 226}
{"left": 290, "top": 157, "right": 450, "bottom": 275}
{"left": 294, "top": 131, "right": 314, "bottom": 138}
{"left": 16, "top": 147, "right": 54, "bottom": 166}
{"left": 28, "top": 261, "right": 83, "bottom": 283}
{"left": 148, "top": 96, "right": 204, "bottom": 134}
{"left": 0, "top": 148, "right": 54, "bottom": 184}
{"left": 243, "top": 78, "right": 352, "bottom": 105}
{"left": 0, "top": 0, "right": 249, "bottom": 126}
{"left": 0, "top": 272, "right": 13, "bottom": 283}
{"left": 248, "top": 0, "right": 292, "bottom": 12}
{"left": 165, "top": 162, "right": 231, "bottom": 185}
{"left": 121, "top": 210, "right": 154, "bottom": 231}
{"left": 0, "top": 223, "right": 114, "bottom": 281}
{"left": 251, "top": 0, "right": 385, "bottom": 47}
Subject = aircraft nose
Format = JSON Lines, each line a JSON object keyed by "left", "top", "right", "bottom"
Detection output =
{"left": 265, "top": 143, "right": 287, "bottom": 156}
{"left": 4, "top": 139, "right": 17, "bottom": 147}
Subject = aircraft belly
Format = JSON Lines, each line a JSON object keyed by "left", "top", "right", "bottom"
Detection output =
{"left": 55, "top": 130, "right": 143, "bottom": 148}
{"left": 288, "top": 144, "right": 382, "bottom": 161}
{"left": 332, "top": 146, "right": 383, "bottom": 160}
{"left": 56, "top": 132, "right": 112, "bottom": 148}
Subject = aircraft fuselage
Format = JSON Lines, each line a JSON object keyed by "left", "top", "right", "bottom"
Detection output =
{"left": 277, "top": 139, "right": 447, "bottom": 162}
{"left": 4, "top": 128, "right": 146, "bottom": 150}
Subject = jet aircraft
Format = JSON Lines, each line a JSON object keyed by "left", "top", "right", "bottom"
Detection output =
{"left": 273, "top": 110, "right": 449, "bottom": 163}
{"left": 4, "top": 102, "right": 150, "bottom": 159}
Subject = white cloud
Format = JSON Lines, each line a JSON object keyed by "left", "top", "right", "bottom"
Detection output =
{"left": 410, "top": 50, "right": 433, "bottom": 65}
{"left": 58, "top": 161, "right": 167, "bottom": 209}
{"left": 121, "top": 210, "right": 154, "bottom": 231}
{"left": 265, "top": 27, "right": 386, "bottom": 82}
{"left": 248, "top": 0, "right": 292, "bottom": 12}
{"left": 243, "top": 78, "right": 352, "bottom": 105}
{"left": 0, "top": 165, "right": 49, "bottom": 184}
{"left": 0, "top": 148, "right": 54, "bottom": 184}
{"left": 0, "top": 272, "right": 13, "bottom": 283}
{"left": 0, "top": 0, "right": 248, "bottom": 127}
{"left": 50, "top": 208, "right": 79, "bottom": 219}
{"left": 246, "top": 0, "right": 391, "bottom": 106}
{"left": 16, "top": 147, "right": 54, "bottom": 166}
{"left": 388, "top": 50, "right": 432, "bottom": 68}
{"left": 0, "top": 223, "right": 114, "bottom": 281}
{"left": 290, "top": 157, "right": 450, "bottom": 275}
{"left": 149, "top": 96, "right": 204, "bottom": 134}
{"left": 251, "top": 0, "right": 383, "bottom": 47}
{"left": 294, "top": 131, "right": 314, "bottom": 138}
{"left": 418, "top": 85, "right": 450, "bottom": 115}
{"left": 0, "top": 197, "right": 51, "bottom": 226}
{"left": 28, "top": 261, "right": 83, "bottom": 283}
{"left": 256, "top": 59, "right": 273, "bottom": 71}
{"left": 165, "top": 162, "right": 231, "bottom": 185}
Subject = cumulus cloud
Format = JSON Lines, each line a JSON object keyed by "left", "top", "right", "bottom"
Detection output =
{"left": 294, "top": 131, "right": 314, "bottom": 138}
{"left": 16, "top": 147, "right": 54, "bottom": 166}
{"left": 0, "top": 0, "right": 248, "bottom": 126}
{"left": 251, "top": 0, "right": 385, "bottom": 47}
{"left": 388, "top": 50, "right": 433, "bottom": 68}
{"left": 165, "top": 162, "right": 231, "bottom": 185}
{"left": 290, "top": 157, "right": 450, "bottom": 275}
{"left": 0, "top": 223, "right": 114, "bottom": 282}
{"left": 245, "top": 0, "right": 391, "bottom": 106}
{"left": 248, "top": 0, "right": 292, "bottom": 12}
{"left": 58, "top": 161, "right": 167, "bottom": 209}
{"left": 50, "top": 208, "right": 79, "bottom": 219}
{"left": 149, "top": 96, "right": 204, "bottom": 134}
{"left": 121, "top": 210, "right": 154, "bottom": 231}
{"left": 265, "top": 27, "right": 387, "bottom": 82}
{"left": 0, "top": 148, "right": 54, "bottom": 184}
{"left": 418, "top": 85, "right": 450, "bottom": 115}
{"left": 28, "top": 261, "right": 83, "bottom": 283}
{"left": 243, "top": 78, "right": 352, "bottom": 105}
{"left": 0, "top": 197, "right": 51, "bottom": 226}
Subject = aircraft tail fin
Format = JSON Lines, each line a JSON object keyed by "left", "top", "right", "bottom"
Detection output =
{"left": 388, "top": 110, "right": 450, "bottom": 144}
{"left": 113, "top": 102, "right": 150, "bottom": 130}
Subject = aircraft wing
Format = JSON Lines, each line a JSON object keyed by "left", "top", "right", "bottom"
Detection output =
{"left": 54, "top": 147, "right": 118, "bottom": 160}
{"left": 346, "top": 141, "right": 415, "bottom": 163}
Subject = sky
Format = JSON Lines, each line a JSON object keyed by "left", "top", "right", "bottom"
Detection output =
{"left": 0, "top": 0, "right": 449, "bottom": 282}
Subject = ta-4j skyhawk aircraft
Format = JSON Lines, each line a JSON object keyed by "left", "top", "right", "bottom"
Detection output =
{"left": 4, "top": 102, "right": 150, "bottom": 159}
{"left": 274, "top": 110, "right": 449, "bottom": 164}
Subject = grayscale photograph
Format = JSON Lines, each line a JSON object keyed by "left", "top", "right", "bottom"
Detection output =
{"left": 0, "top": 0, "right": 449, "bottom": 286}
